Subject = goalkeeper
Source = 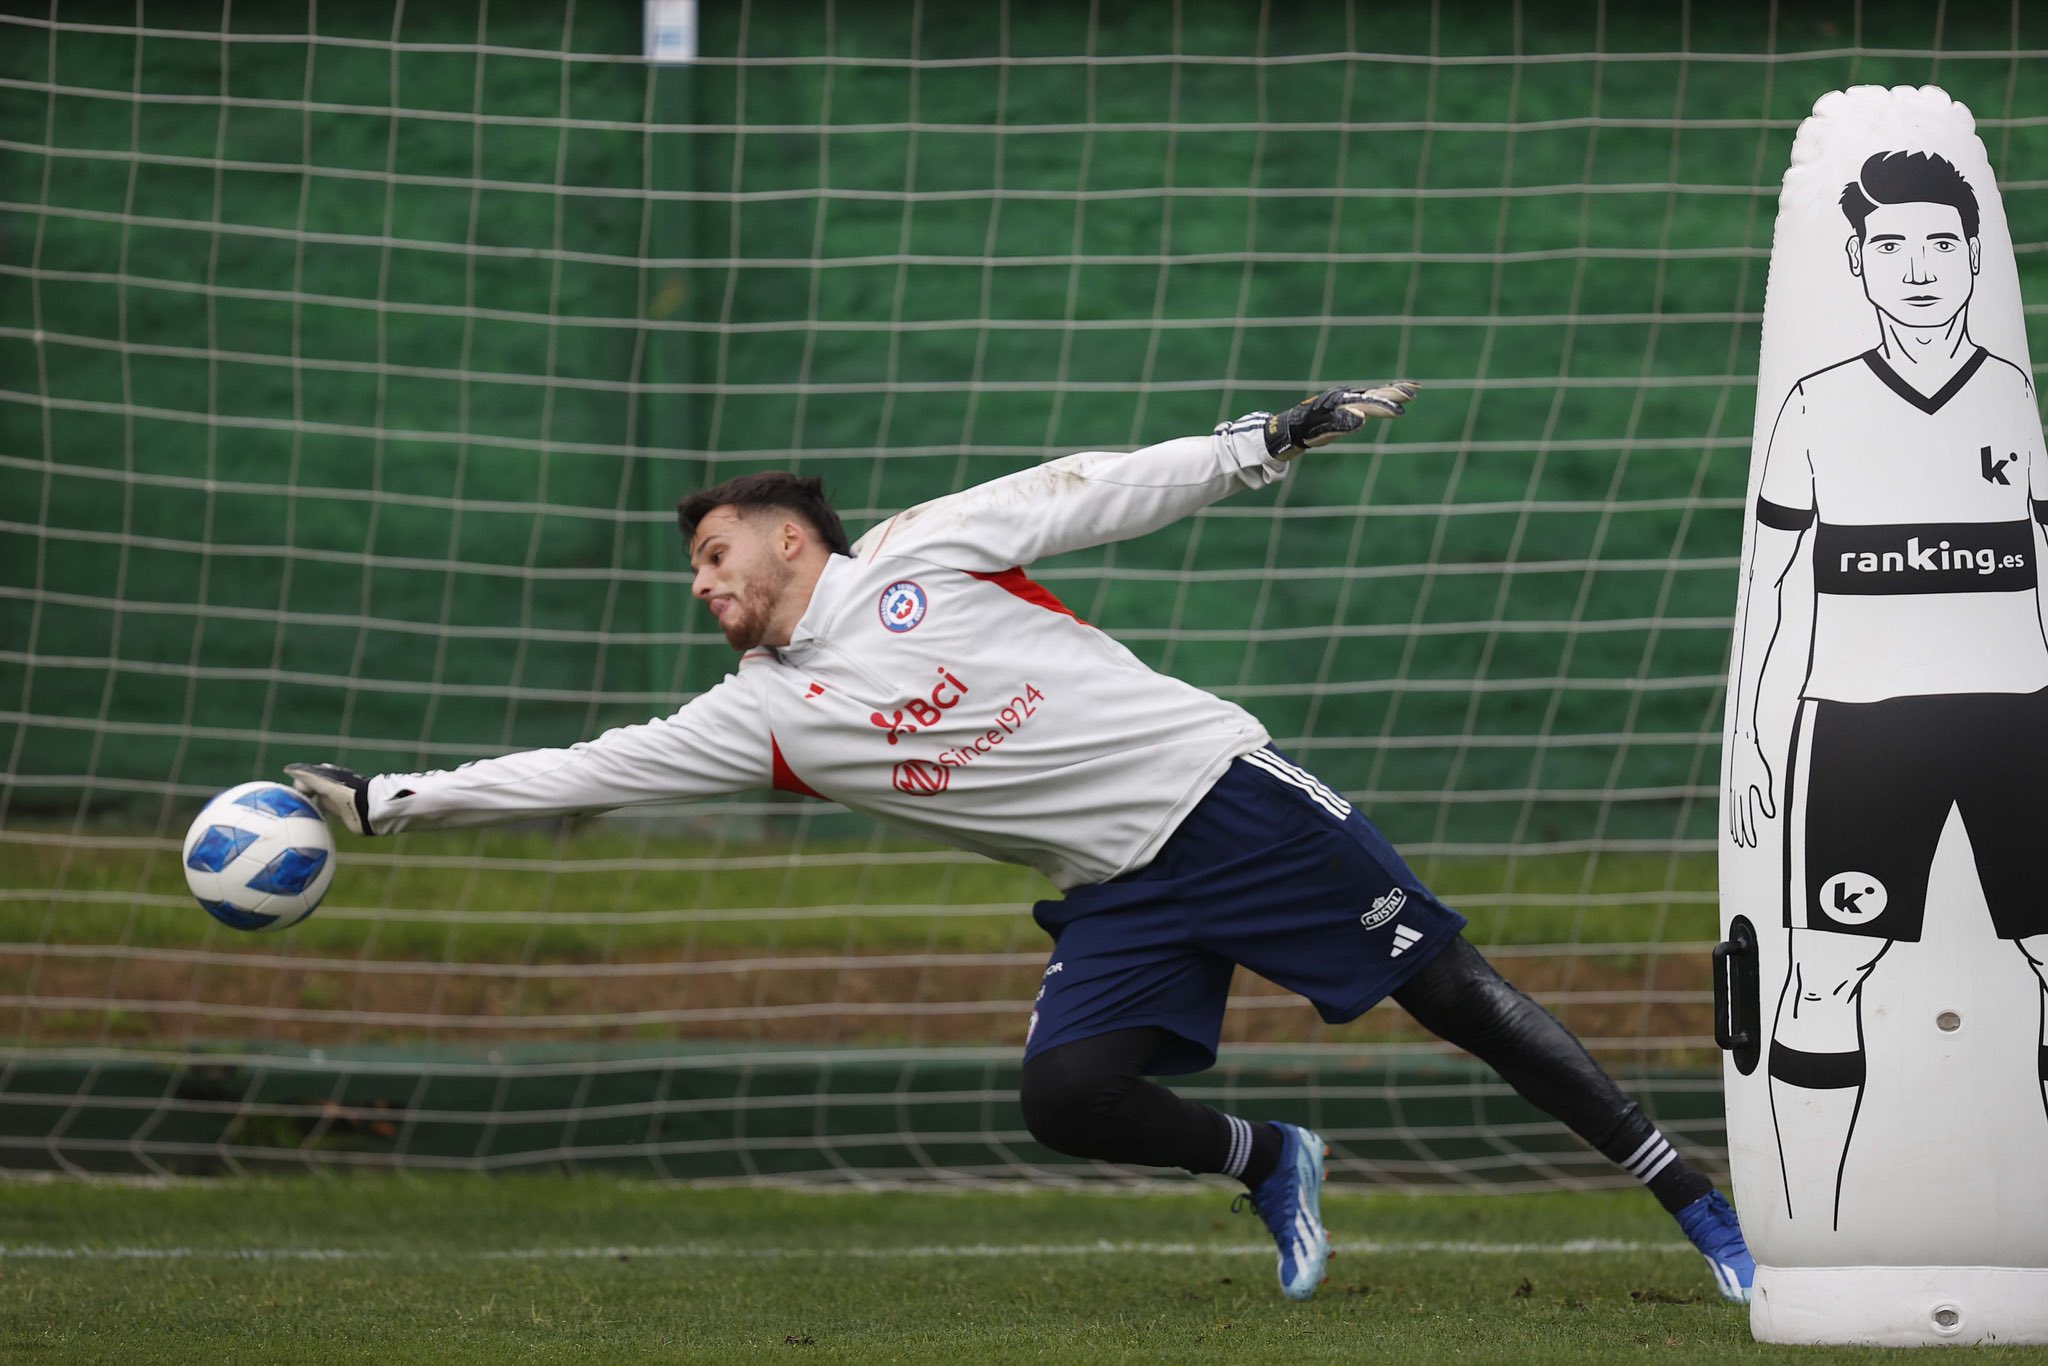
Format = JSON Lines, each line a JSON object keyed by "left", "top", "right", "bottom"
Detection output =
{"left": 289, "top": 385, "right": 1753, "bottom": 1303}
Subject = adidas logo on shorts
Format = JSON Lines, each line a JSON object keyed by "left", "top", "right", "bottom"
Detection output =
{"left": 1389, "top": 925, "right": 1424, "bottom": 957}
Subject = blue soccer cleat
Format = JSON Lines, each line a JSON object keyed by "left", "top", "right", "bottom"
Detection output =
{"left": 1233, "top": 1122, "right": 1330, "bottom": 1300}
{"left": 1675, "top": 1189, "right": 1755, "bottom": 1304}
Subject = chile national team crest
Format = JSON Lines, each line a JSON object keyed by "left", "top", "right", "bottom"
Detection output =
{"left": 879, "top": 580, "right": 928, "bottom": 633}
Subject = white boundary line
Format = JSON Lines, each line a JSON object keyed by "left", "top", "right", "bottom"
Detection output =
{"left": 0, "top": 1238, "right": 1685, "bottom": 1261}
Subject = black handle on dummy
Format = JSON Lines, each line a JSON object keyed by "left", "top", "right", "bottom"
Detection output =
{"left": 1712, "top": 916, "right": 1761, "bottom": 1076}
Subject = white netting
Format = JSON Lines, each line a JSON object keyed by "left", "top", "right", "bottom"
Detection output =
{"left": 3, "top": 0, "right": 2045, "bottom": 1182}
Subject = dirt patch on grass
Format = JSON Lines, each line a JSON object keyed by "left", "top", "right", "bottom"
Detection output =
{"left": 1, "top": 943, "right": 1716, "bottom": 1065}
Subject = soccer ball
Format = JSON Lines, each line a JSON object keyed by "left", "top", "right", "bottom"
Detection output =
{"left": 181, "top": 781, "right": 336, "bottom": 931}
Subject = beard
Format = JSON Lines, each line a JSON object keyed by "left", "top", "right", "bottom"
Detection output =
{"left": 715, "top": 562, "right": 794, "bottom": 651}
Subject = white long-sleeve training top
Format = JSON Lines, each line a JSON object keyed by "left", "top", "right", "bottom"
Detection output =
{"left": 367, "top": 418, "right": 1289, "bottom": 889}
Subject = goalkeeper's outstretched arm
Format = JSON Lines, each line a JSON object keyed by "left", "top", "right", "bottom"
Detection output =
{"left": 856, "top": 381, "right": 1417, "bottom": 571}
{"left": 287, "top": 674, "right": 773, "bottom": 836}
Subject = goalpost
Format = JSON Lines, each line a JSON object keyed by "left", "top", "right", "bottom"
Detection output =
{"left": 2, "top": 0, "right": 2043, "bottom": 1182}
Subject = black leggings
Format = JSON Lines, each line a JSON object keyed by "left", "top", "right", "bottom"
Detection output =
{"left": 1389, "top": 933, "right": 1654, "bottom": 1157}
{"left": 1018, "top": 934, "right": 1657, "bottom": 1174}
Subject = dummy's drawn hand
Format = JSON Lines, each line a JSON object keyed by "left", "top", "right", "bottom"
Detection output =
{"left": 1727, "top": 742, "right": 1777, "bottom": 849}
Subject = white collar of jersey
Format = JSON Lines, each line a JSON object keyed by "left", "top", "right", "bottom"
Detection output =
{"left": 780, "top": 552, "right": 857, "bottom": 655}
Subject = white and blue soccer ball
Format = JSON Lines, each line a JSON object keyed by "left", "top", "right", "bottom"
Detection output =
{"left": 181, "top": 781, "right": 335, "bottom": 931}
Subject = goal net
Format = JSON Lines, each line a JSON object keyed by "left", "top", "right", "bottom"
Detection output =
{"left": 3, "top": 0, "right": 2043, "bottom": 1183}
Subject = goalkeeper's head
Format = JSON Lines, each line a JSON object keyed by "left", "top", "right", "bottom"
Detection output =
{"left": 680, "top": 473, "right": 851, "bottom": 652}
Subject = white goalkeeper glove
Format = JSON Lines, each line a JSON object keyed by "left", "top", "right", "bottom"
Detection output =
{"left": 284, "top": 762, "right": 376, "bottom": 836}
{"left": 1263, "top": 380, "right": 1419, "bottom": 460}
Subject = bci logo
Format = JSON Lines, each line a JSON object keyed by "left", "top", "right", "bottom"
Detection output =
{"left": 871, "top": 667, "right": 970, "bottom": 744}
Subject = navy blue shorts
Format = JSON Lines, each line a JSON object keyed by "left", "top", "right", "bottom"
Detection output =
{"left": 1023, "top": 747, "right": 1467, "bottom": 1076}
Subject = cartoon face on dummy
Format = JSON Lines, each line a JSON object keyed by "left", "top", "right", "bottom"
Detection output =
{"left": 1845, "top": 199, "right": 1980, "bottom": 330}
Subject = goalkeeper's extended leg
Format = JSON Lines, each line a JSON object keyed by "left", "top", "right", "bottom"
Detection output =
{"left": 1019, "top": 1028, "right": 1329, "bottom": 1301}
{"left": 1391, "top": 933, "right": 1755, "bottom": 1303}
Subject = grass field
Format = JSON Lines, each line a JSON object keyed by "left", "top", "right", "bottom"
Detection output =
{"left": 3, "top": 830, "right": 1715, "bottom": 956}
{"left": 0, "top": 1177, "right": 1995, "bottom": 1364}
{"left": 0, "top": 833, "right": 1718, "bottom": 1059}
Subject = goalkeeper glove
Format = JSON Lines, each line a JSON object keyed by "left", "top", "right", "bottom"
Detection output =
{"left": 284, "top": 762, "right": 376, "bottom": 836}
{"left": 1263, "top": 380, "right": 1419, "bottom": 460}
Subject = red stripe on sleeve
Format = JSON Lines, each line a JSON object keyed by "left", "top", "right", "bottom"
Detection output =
{"left": 966, "top": 566, "right": 1088, "bottom": 624}
{"left": 770, "top": 735, "right": 826, "bottom": 799}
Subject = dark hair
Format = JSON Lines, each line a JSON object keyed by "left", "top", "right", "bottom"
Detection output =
{"left": 1839, "top": 150, "right": 1980, "bottom": 239}
{"left": 678, "top": 471, "right": 851, "bottom": 556}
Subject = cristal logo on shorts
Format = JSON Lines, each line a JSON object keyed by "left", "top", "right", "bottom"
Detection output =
{"left": 878, "top": 580, "right": 928, "bottom": 632}
{"left": 1360, "top": 887, "right": 1406, "bottom": 929}
{"left": 1819, "top": 871, "right": 1887, "bottom": 926}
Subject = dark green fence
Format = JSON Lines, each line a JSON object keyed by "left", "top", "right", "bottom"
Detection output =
{"left": 10, "top": 1, "right": 2047, "bottom": 849}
